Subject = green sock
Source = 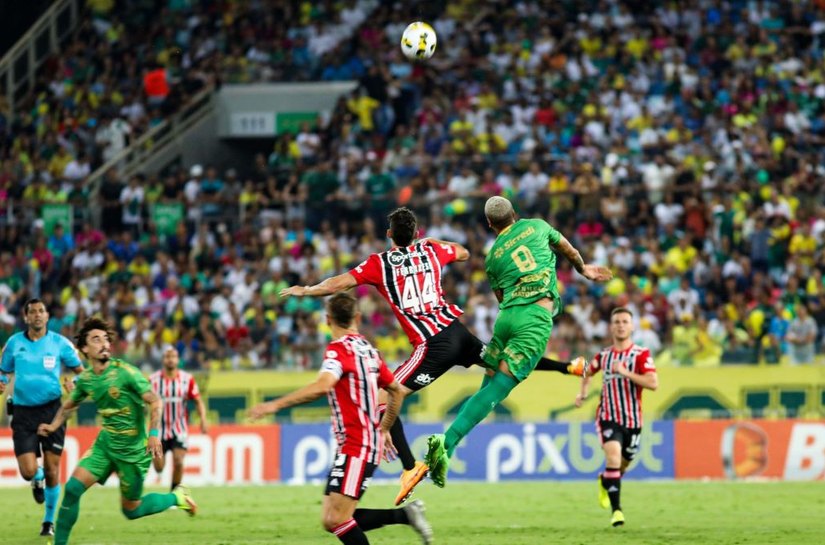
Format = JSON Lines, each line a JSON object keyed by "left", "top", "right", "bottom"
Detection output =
{"left": 122, "top": 493, "right": 177, "bottom": 520}
{"left": 444, "top": 372, "right": 519, "bottom": 457}
{"left": 55, "top": 477, "right": 87, "bottom": 545}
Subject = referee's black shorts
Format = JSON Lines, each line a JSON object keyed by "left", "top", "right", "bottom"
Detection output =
{"left": 394, "top": 320, "right": 485, "bottom": 391}
{"left": 11, "top": 398, "right": 66, "bottom": 458}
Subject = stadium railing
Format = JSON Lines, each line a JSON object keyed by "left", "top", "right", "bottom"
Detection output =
{"left": 85, "top": 85, "right": 217, "bottom": 226}
{"left": 0, "top": 0, "right": 82, "bottom": 115}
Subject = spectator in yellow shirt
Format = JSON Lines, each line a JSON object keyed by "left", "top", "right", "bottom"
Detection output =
{"left": 346, "top": 88, "right": 380, "bottom": 132}
{"left": 48, "top": 147, "right": 74, "bottom": 178}
{"left": 625, "top": 31, "right": 649, "bottom": 59}
{"left": 664, "top": 236, "right": 698, "bottom": 274}
{"left": 789, "top": 224, "right": 817, "bottom": 268}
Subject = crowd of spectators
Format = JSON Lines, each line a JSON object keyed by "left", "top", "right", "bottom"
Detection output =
{"left": 2, "top": 0, "right": 825, "bottom": 371}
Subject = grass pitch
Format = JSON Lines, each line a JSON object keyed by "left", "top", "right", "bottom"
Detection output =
{"left": 3, "top": 480, "right": 823, "bottom": 544}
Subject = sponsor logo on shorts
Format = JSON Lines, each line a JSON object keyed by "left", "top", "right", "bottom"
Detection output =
{"left": 52, "top": 444, "right": 63, "bottom": 450}
{"left": 603, "top": 429, "right": 613, "bottom": 439}
{"left": 414, "top": 373, "right": 434, "bottom": 386}
{"left": 329, "top": 478, "right": 339, "bottom": 486}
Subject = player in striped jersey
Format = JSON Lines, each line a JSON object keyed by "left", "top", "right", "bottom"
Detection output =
{"left": 249, "top": 293, "right": 433, "bottom": 545}
{"left": 149, "top": 346, "right": 208, "bottom": 490}
{"left": 280, "top": 207, "right": 584, "bottom": 505}
{"left": 575, "top": 307, "right": 659, "bottom": 527}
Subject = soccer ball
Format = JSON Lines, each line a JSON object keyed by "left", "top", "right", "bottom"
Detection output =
{"left": 401, "top": 22, "right": 437, "bottom": 61}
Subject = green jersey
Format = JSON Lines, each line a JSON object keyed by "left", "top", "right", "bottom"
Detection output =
{"left": 485, "top": 218, "right": 562, "bottom": 311}
{"left": 71, "top": 358, "right": 151, "bottom": 458}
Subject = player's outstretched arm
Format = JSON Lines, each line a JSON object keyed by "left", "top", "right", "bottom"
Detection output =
{"left": 423, "top": 238, "right": 470, "bottom": 261}
{"left": 551, "top": 235, "right": 613, "bottom": 282}
{"left": 37, "top": 398, "right": 79, "bottom": 436}
{"left": 248, "top": 372, "right": 338, "bottom": 420}
{"left": 279, "top": 272, "right": 358, "bottom": 298}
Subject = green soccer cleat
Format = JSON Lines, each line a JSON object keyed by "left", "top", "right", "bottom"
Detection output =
{"left": 173, "top": 485, "right": 198, "bottom": 516}
{"left": 611, "top": 509, "right": 625, "bottom": 527}
{"left": 598, "top": 476, "right": 610, "bottom": 509}
{"left": 424, "top": 434, "right": 449, "bottom": 488}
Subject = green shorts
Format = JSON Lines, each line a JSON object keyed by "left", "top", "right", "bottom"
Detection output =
{"left": 482, "top": 304, "right": 554, "bottom": 382}
{"left": 78, "top": 436, "right": 151, "bottom": 500}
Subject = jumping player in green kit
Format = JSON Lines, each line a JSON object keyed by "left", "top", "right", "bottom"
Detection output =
{"left": 425, "top": 196, "right": 613, "bottom": 487}
{"left": 38, "top": 317, "right": 197, "bottom": 544}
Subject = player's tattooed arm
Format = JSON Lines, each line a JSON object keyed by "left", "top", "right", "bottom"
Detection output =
{"left": 551, "top": 236, "right": 613, "bottom": 283}
{"left": 38, "top": 398, "right": 79, "bottom": 436}
{"left": 142, "top": 390, "right": 164, "bottom": 458}
{"left": 142, "top": 390, "right": 163, "bottom": 433}
{"left": 550, "top": 235, "right": 585, "bottom": 273}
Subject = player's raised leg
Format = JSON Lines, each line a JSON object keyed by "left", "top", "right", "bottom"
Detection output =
{"left": 378, "top": 387, "right": 428, "bottom": 505}
{"left": 535, "top": 355, "right": 586, "bottom": 376}
{"left": 427, "top": 304, "right": 551, "bottom": 487}
{"left": 119, "top": 449, "right": 196, "bottom": 520}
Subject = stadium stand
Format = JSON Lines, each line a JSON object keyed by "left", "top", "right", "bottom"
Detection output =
{"left": 1, "top": 0, "right": 825, "bottom": 372}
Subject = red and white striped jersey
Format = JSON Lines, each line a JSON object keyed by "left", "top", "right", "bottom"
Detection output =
{"left": 149, "top": 370, "right": 201, "bottom": 440}
{"left": 320, "top": 334, "right": 394, "bottom": 464}
{"left": 349, "top": 240, "right": 463, "bottom": 346}
{"left": 587, "top": 344, "right": 655, "bottom": 428}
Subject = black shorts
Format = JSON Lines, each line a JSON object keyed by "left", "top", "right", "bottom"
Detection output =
{"left": 324, "top": 453, "right": 377, "bottom": 500}
{"left": 161, "top": 435, "right": 189, "bottom": 453}
{"left": 394, "top": 320, "right": 485, "bottom": 391}
{"left": 597, "top": 420, "right": 642, "bottom": 462}
{"left": 11, "top": 398, "right": 66, "bottom": 458}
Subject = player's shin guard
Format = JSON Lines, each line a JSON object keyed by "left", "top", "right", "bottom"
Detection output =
{"left": 444, "top": 372, "right": 518, "bottom": 457}
{"left": 122, "top": 493, "right": 177, "bottom": 520}
{"left": 329, "top": 519, "right": 369, "bottom": 544}
{"left": 55, "top": 477, "right": 86, "bottom": 545}
{"left": 44, "top": 484, "right": 61, "bottom": 523}
{"left": 601, "top": 468, "right": 622, "bottom": 511}
{"left": 354, "top": 507, "right": 409, "bottom": 530}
